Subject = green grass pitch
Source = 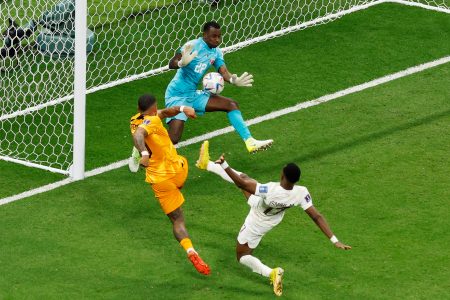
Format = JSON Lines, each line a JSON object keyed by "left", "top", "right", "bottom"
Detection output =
{"left": 0, "top": 3, "right": 450, "bottom": 299}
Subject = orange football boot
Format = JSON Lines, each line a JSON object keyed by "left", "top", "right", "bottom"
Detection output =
{"left": 188, "top": 251, "right": 211, "bottom": 275}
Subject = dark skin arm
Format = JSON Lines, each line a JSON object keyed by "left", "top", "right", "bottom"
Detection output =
{"left": 168, "top": 53, "right": 182, "bottom": 70}
{"left": 157, "top": 105, "right": 196, "bottom": 119}
{"left": 215, "top": 154, "right": 258, "bottom": 195}
{"left": 133, "top": 127, "right": 150, "bottom": 167}
{"left": 305, "top": 206, "right": 352, "bottom": 250}
{"left": 218, "top": 65, "right": 233, "bottom": 83}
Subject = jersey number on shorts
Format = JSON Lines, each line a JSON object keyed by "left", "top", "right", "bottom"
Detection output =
{"left": 194, "top": 63, "right": 208, "bottom": 74}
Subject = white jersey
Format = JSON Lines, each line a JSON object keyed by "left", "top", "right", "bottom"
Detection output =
{"left": 247, "top": 182, "right": 313, "bottom": 228}
{"left": 237, "top": 182, "right": 313, "bottom": 248}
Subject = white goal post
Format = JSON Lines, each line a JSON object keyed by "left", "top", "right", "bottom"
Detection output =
{"left": 0, "top": 0, "right": 448, "bottom": 178}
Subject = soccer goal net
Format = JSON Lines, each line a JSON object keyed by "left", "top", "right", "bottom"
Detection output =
{"left": 0, "top": 0, "right": 448, "bottom": 177}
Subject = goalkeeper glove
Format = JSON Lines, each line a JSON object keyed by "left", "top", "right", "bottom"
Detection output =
{"left": 230, "top": 72, "right": 253, "bottom": 87}
{"left": 177, "top": 43, "right": 198, "bottom": 68}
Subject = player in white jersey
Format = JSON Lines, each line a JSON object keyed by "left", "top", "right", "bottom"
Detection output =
{"left": 196, "top": 141, "right": 351, "bottom": 296}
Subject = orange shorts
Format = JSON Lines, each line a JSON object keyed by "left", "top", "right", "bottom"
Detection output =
{"left": 151, "top": 157, "right": 188, "bottom": 215}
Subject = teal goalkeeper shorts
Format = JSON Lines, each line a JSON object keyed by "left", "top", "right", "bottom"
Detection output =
{"left": 165, "top": 90, "right": 210, "bottom": 123}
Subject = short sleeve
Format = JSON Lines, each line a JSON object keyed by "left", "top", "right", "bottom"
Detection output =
{"left": 254, "top": 182, "right": 272, "bottom": 197}
{"left": 138, "top": 116, "right": 160, "bottom": 135}
{"left": 299, "top": 188, "right": 313, "bottom": 211}
{"left": 214, "top": 48, "right": 225, "bottom": 70}
{"left": 247, "top": 194, "right": 262, "bottom": 207}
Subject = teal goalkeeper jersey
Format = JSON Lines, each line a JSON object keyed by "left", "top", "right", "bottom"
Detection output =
{"left": 165, "top": 37, "right": 225, "bottom": 98}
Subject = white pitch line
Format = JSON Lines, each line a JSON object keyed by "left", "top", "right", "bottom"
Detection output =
{"left": 1, "top": 55, "right": 449, "bottom": 206}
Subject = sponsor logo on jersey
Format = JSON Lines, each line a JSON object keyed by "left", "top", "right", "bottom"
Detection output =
{"left": 268, "top": 201, "right": 295, "bottom": 208}
{"left": 143, "top": 119, "right": 151, "bottom": 125}
{"left": 259, "top": 185, "right": 268, "bottom": 193}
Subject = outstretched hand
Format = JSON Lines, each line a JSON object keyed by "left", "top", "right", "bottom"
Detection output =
{"left": 179, "top": 43, "right": 198, "bottom": 67}
{"left": 334, "top": 241, "right": 352, "bottom": 250}
{"left": 139, "top": 155, "right": 149, "bottom": 167}
{"left": 230, "top": 72, "right": 253, "bottom": 87}
{"left": 183, "top": 106, "right": 197, "bottom": 119}
{"left": 215, "top": 153, "right": 225, "bottom": 164}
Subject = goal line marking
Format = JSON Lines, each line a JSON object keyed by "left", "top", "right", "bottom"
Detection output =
{"left": 1, "top": 55, "right": 449, "bottom": 206}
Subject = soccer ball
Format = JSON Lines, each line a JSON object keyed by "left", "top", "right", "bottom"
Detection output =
{"left": 202, "top": 72, "right": 224, "bottom": 95}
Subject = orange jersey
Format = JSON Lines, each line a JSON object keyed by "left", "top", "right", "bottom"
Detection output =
{"left": 130, "top": 113, "right": 185, "bottom": 184}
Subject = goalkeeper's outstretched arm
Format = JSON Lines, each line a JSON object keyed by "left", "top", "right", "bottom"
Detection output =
{"left": 169, "top": 43, "right": 198, "bottom": 69}
{"left": 219, "top": 65, "right": 254, "bottom": 87}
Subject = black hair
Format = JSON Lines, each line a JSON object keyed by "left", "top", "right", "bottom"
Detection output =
{"left": 138, "top": 94, "right": 156, "bottom": 112}
{"left": 203, "top": 21, "right": 221, "bottom": 32}
{"left": 283, "top": 163, "right": 301, "bottom": 183}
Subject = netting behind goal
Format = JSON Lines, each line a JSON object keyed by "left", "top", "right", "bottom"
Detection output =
{"left": 0, "top": 0, "right": 448, "bottom": 175}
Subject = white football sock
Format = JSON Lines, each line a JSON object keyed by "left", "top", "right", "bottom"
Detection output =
{"left": 239, "top": 255, "right": 272, "bottom": 277}
{"left": 206, "top": 161, "right": 241, "bottom": 184}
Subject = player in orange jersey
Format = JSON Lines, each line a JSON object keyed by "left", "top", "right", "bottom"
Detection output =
{"left": 130, "top": 94, "right": 210, "bottom": 275}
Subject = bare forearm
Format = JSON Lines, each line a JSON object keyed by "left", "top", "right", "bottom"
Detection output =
{"left": 312, "top": 214, "right": 334, "bottom": 239}
{"left": 224, "top": 167, "right": 246, "bottom": 188}
{"left": 218, "top": 66, "right": 232, "bottom": 83}
{"left": 133, "top": 132, "right": 147, "bottom": 153}
{"left": 223, "top": 166, "right": 256, "bottom": 194}
{"left": 222, "top": 71, "right": 232, "bottom": 83}
{"left": 169, "top": 58, "right": 180, "bottom": 69}
{"left": 158, "top": 106, "right": 181, "bottom": 119}
{"left": 169, "top": 53, "right": 182, "bottom": 70}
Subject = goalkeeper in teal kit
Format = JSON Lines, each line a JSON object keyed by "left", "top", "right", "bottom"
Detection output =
{"left": 128, "top": 21, "right": 273, "bottom": 172}
{"left": 166, "top": 21, "right": 272, "bottom": 152}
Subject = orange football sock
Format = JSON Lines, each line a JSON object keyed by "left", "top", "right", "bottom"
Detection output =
{"left": 180, "top": 238, "right": 194, "bottom": 253}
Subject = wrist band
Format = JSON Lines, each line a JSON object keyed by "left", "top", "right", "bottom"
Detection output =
{"left": 221, "top": 161, "right": 229, "bottom": 169}
{"left": 177, "top": 60, "right": 183, "bottom": 68}
{"left": 179, "top": 105, "right": 185, "bottom": 112}
{"left": 141, "top": 151, "right": 149, "bottom": 156}
{"left": 330, "top": 235, "right": 339, "bottom": 244}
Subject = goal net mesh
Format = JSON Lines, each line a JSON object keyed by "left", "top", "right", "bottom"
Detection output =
{"left": 0, "top": 0, "right": 448, "bottom": 174}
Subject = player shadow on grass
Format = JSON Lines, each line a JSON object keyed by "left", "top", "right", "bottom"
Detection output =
{"left": 290, "top": 108, "right": 450, "bottom": 164}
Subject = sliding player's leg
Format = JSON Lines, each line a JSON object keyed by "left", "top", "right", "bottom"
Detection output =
{"left": 206, "top": 94, "right": 273, "bottom": 153}
{"left": 236, "top": 224, "right": 284, "bottom": 296}
{"left": 196, "top": 140, "right": 246, "bottom": 184}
